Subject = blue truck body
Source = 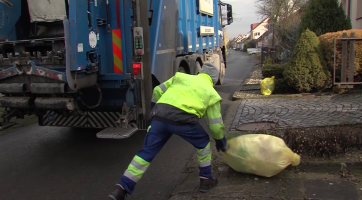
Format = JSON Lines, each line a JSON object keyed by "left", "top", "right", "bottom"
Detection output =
{"left": 0, "top": 0, "right": 233, "bottom": 138}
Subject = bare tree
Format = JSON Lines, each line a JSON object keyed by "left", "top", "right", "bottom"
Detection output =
{"left": 255, "top": 0, "right": 308, "bottom": 22}
{"left": 255, "top": 0, "right": 309, "bottom": 61}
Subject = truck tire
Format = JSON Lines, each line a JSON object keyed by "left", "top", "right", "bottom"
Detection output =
{"left": 178, "top": 66, "right": 187, "bottom": 73}
{"left": 175, "top": 57, "right": 190, "bottom": 74}
{"left": 195, "top": 61, "right": 202, "bottom": 74}
{"left": 216, "top": 50, "right": 225, "bottom": 85}
{"left": 216, "top": 62, "right": 225, "bottom": 85}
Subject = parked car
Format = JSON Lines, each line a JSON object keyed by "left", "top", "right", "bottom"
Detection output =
{"left": 247, "top": 48, "right": 261, "bottom": 55}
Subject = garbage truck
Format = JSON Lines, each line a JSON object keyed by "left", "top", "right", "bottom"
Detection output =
{"left": 0, "top": 0, "right": 233, "bottom": 139}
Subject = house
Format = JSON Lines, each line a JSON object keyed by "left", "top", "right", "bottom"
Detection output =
{"left": 236, "top": 36, "right": 251, "bottom": 50}
{"left": 256, "top": 24, "right": 274, "bottom": 48}
{"left": 229, "top": 33, "right": 250, "bottom": 49}
{"left": 339, "top": 0, "right": 362, "bottom": 29}
{"left": 250, "top": 18, "right": 269, "bottom": 40}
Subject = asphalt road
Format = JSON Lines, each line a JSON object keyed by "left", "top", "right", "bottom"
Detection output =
{"left": 0, "top": 50, "right": 255, "bottom": 200}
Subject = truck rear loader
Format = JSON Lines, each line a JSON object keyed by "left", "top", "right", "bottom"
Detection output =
{"left": 0, "top": 0, "right": 233, "bottom": 139}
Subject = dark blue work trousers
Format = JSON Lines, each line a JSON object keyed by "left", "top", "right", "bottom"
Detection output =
{"left": 119, "top": 120, "right": 212, "bottom": 194}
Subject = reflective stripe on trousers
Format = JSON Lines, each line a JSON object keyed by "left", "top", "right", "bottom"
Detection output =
{"left": 197, "top": 142, "right": 211, "bottom": 168}
{"left": 119, "top": 120, "right": 211, "bottom": 194}
{"left": 123, "top": 155, "right": 150, "bottom": 183}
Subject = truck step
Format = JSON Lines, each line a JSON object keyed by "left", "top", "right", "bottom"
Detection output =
{"left": 96, "top": 127, "right": 139, "bottom": 139}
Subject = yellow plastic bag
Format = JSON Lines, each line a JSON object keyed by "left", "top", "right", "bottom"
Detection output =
{"left": 222, "top": 134, "right": 300, "bottom": 177}
{"left": 260, "top": 76, "right": 275, "bottom": 95}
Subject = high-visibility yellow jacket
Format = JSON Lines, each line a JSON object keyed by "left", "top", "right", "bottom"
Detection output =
{"left": 151, "top": 72, "right": 225, "bottom": 140}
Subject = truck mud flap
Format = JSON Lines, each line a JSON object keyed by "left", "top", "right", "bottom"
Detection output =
{"left": 96, "top": 127, "right": 139, "bottom": 139}
{"left": 40, "top": 111, "right": 127, "bottom": 128}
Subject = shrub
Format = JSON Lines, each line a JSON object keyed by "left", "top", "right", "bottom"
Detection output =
{"left": 283, "top": 29, "right": 331, "bottom": 92}
{"left": 243, "top": 43, "right": 248, "bottom": 52}
{"left": 262, "top": 63, "right": 287, "bottom": 79}
{"left": 274, "top": 78, "right": 296, "bottom": 94}
{"left": 319, "top": 29, "right": 362, "bottom": 83}
{"left": 280, "top": 125, "right": 362, "bottom": 158}
{"left": 298, "top": 0, "right": 352, "bottom": 37}
{"left": 248, "top": 39, "right": 257, "bottom": 48}
{"left": 263, "top": 56, "right": 273, "bottom": 65}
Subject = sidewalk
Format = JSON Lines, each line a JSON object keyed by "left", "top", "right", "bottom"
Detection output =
{"left": 170, "top": 166, "right": 361, "bottom": 200}
{"left": 169, "top": 63, "right": 362, "bottom": 200}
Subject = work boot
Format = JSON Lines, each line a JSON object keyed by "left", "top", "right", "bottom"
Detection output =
{"left": 108, "top": 184, "right": 127, "bottom": 200}
{"left": 199, "top": 177, "right": 218, "bottom": 193}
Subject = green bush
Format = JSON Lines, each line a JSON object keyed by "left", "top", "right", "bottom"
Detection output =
{"left": 243, "top": 43, "right": 248, "bottom": 52}
{"left": 274, "top": 78, "right": 296, "bottom": 94}
{"left": 283, "top": 29, "right": 331, "bottom": 92}
{"left": 262, "top": 63, "right": 287, "bottom": 79}
{"left": 299, "top": 0, "right": 352, "bottom": 37}
{"left": 247, "top": 39, "right": 257, "bottom": 48}
{"left": 263, "top": 56, "right": 273, "bottom": 65}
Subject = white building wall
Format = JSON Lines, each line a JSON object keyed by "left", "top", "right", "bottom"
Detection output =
{"left": 339, "top": 0, "right": 362, "bottom": 29}
{"left": 251, "top": 19, "right": 269, "bottom": 40}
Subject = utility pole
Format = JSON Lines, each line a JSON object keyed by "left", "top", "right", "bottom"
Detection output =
{"left": 136, "top": 0, "right": 152, "bottom": 120}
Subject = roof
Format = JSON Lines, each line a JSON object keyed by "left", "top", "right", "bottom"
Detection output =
{"left": 251, "top": 17, "right": 270, "bottom": 31}
{"left": 251, "top": 23, "right": 260, "bottom": 31}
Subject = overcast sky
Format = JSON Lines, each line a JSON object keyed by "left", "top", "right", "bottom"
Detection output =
{"left": 221, "top": 0, "right": 261, "bottom": 39}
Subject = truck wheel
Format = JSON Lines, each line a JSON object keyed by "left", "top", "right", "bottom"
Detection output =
{"left": 195, "top": 61, "right": 202, "bottom": 74}
{"left": 216, "top": 62, "right": 225, "bottom": 85}
{"left": 178, "top": 66, "right": 187, "bottom": 73}
{"left": 216, "top": 50, "right": 225, "bottom": 85}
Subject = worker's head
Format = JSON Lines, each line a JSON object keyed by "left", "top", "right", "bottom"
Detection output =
{"left": 200, "top": 63, "right": 219, "bottom": 85}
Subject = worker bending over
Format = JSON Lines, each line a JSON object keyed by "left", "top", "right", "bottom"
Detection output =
{"left": 109, "top": 63, "right": 228, "bottom": 200}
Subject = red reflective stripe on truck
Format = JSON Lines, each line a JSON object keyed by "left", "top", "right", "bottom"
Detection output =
{"left": 112, "top": 29, "right": 123, "bottom": 73}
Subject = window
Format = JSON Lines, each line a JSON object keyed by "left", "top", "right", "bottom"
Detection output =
{"left": 357, "top": 0, "right": 362, "bottom": 19}
{"left": 254, "top": 32, "right": 260, "bottom": 36}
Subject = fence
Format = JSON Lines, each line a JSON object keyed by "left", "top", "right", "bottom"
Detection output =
{"left": 334, "top": 32, "right": 362, "bottom": 86}
{"left": 261, "top": 47, "right": 277, "bottom": 64}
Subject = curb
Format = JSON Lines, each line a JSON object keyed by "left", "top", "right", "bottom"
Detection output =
{"left": 297, "top": 161, "right": 362, "bottom": 168}
{"left": 231, "top": 63, "right": 260, "bottom": 102}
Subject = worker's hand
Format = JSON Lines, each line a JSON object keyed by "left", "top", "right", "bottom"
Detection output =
{"left": 215, "top": 137, "right": 228, "bottom": 152}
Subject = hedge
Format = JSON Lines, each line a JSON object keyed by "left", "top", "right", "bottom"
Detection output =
{"left": 262, "top": 63, "right": 287, "bottom": 79}
{"left": 274, "top": 78, "right": 296, "bottom": 94}
{"left": 319, "top": 29, "right": 362, "bottom": 82}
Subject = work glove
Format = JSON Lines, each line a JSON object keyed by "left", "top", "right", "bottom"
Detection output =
{"left": 215, "top": 137, "right": 228, "bottom": 152}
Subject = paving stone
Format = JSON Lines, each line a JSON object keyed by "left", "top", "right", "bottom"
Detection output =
{"left": 232, "top": 93, "right": 362, "bottom": 129}
{"left": 171, "top": 171, "right": 199, "bottom": 196}
{"left": 169, "top": 194, "right": 194, "bottom": 200}
{"left": 195, "top": 175, "right": 253, "bottom": 199}
{"left": 282, "top": 179, "right": 304, "bottom": 199}
{"left": 196, "top": 196, "right": 248, "bottom": 200}
{"left": 305, "top": 180, "right": 360, "bottom": 200}
{"left": 250, "top": 179, "right": 282, "bottom": 198}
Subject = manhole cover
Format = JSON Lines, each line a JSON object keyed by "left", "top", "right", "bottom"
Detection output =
{"left": 236, "top": 122, "right": 278, "bottom": 131}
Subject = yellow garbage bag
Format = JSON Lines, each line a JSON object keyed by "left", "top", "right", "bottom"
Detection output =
{"left": 222, "top": 134, "right": 300, "bottom": 177}
{"left": 260, "top": 76, "right": 275, "bottom": 95}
